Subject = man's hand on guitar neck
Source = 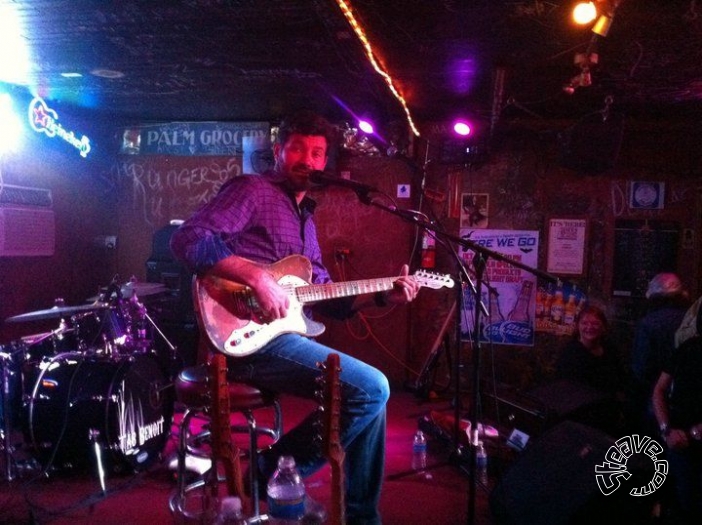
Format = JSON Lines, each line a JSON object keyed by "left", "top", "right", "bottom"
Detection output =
{"left": 385, "top": 264, "right": 420, "bottom": 305}
{"left": 363, "top": 264, "right": 420, "bottom": 309}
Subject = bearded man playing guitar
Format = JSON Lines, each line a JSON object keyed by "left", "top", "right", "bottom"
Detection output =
{"left": 171, "top": 110, "right": 422, "bottom": 525}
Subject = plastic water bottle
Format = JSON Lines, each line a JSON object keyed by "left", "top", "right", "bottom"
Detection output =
{"left": 412, "top": 430, "right": 427, "bottom": 471}
{"left": 475, "top": 440, "right": 488, "bottom": 485}
{"left": 267, "top": 455, "right": 306, "bottom": 523}
{"left": 214, "top": 496, "right": 245, "bottom": 524}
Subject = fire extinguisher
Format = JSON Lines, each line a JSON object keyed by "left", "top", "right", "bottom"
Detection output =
{"left": 420, "top": 232, "right": 436, "bottom": 269}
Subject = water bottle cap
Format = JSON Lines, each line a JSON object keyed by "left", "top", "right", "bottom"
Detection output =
{"left": 277, "top": 455, "right": 296, "bottom": 468}
{"left": 220, "top": 496, "right": 243, "bottom": 514}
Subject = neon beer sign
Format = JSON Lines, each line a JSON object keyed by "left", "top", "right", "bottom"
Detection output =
{"left": 28, "top": 97, "right": 91, "bottom": 157}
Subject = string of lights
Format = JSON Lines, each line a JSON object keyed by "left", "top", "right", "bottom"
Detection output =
{"left": 334, "top": 0, "right": 421, "bottom": 137}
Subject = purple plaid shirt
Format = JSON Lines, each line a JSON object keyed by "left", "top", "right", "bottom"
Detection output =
{"left": 170, "top": 172, "right": 332, "bottom": 285}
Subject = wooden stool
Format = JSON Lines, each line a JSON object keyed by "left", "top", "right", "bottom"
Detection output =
{"left": 169, "top": 357, "right": 282, "bottom": 521}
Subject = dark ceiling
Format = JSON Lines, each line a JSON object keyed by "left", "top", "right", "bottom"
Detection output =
{"left": 1, "top": 0, "right": 701, "bottom": 133}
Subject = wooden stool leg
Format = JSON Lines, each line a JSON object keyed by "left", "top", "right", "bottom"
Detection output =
{"left": 209, "top": 354, "right": 250, "bottom": 513}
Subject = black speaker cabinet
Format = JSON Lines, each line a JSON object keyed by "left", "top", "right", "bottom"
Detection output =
{"left": 490, "top": 420, "right": 655, "bottom": 525}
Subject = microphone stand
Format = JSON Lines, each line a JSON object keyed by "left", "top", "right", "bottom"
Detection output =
{"left": 347, "top": 186, "right": 558, "bottom": 524}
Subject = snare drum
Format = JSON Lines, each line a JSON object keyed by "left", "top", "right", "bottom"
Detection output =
{"left": 20, "top": 327, "right": 76, "bottom": 364}
{"left": 26, "top": 352, "right": 173, "bottom": 472}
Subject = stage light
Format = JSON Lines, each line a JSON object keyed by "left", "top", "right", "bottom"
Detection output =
{"left": 591, "top": 13, "right": 614, "bottom": 37}
{"left": 358, "top": 119, "right": 375, "bottom": 134}
{"left": 573, "top": 2, "right": 597, "bottom": 25}
{"left": 453, "top": 120, "right": 472, "bottom": 137}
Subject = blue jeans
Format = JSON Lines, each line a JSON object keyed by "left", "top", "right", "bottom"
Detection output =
{"left": 227, "top": 333, "right": 389, "bottom": 525}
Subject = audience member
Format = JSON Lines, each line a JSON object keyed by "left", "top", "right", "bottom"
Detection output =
{"left": 556, "top": 305, "right": 624, "bottom": 395}
{"left": 652, "top": 298, "right": 702, "bottom": 524}
{"left": 630, "top": 273, "right": 689, "bottom": 436}
{"left": 555, "top": 305, "right": 625, "bottom": 433}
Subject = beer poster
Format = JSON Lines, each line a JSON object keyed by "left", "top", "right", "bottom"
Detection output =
{"left": 459, "top": 229, "right": 539, "bottom": 346}
{"left": 535, "top": 281, "right": 588, "bottom": 337}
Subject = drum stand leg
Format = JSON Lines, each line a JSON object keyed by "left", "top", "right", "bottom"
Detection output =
{"left": 89, "top": 429, "right": 107, "bottom": 494}
{"left": 1, "top": 357, "right": 16, "bottom": 482}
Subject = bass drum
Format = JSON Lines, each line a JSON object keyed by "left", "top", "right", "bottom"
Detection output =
{"left": 27, "top": 352, "right": 173, "bottom": 473}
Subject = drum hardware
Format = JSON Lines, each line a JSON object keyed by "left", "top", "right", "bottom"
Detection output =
{"left": 89, "top": 428, "right": 107, "bottom": 494}
{"left": 1, "top": 341, "right": 36, "bottom": 482}
{"left": 26, "top": 351, "right": 172, "bottom": 474}
{"left": 120, "top": 279, "right": 168, "bottom": 299}
{"left": 86, "top": 278, "right": 168, "bottom": 303}
{"left": 5, "top": 302, "right": 111, "bottom": 324}
{"left": 2, "top": 277, "right": 178, "bottom": 481}
{"left": 20, "top": 320, "right": 73, "bottom": 347}
{"left": 1, "top": 347, "right": 17, "bottom": 481}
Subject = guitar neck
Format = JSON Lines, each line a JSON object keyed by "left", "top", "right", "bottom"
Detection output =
{"left": 294, "top": 277, "right": 397, "bottom": 304}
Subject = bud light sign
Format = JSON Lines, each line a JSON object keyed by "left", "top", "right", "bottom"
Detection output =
{"left": 459, "top": 229, "right": 539, "bottom": 346}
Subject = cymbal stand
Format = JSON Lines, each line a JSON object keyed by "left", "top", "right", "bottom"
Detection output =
{"left": 138, "top": 299, "right": 180, "bottom": 384}
{"left": 1, "top": 347, "right": 17, "bottom": 481}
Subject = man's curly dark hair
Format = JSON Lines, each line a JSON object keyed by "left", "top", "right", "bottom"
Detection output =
{"left": 276, "top": 110, "right": 336, "bottom": 151}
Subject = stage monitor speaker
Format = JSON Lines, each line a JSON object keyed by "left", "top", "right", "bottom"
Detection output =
{"left": 525, "top": 379, "right": 613, "bottom": 433}
{"left": 490, "top": 420, "right": 654, "bottom": 525}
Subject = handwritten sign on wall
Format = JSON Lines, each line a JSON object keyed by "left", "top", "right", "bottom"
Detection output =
{"left": 114, "top": 156, "right": 242, "bottom": 227}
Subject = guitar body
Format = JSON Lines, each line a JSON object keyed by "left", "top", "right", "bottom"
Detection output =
{"left": 196, "top": 256, "right": 325, "bottom": 357}
{"left": 196, "top": 254, "right": 454, "bottom": 357}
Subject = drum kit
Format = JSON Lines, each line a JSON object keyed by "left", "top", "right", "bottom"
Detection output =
{"left": 0, "top": 278, "right": 177, "bottom": 483}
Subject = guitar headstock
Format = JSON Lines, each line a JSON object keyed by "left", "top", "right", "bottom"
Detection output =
{"left": 413, "top": 270, "right": 455, "bottom": 289}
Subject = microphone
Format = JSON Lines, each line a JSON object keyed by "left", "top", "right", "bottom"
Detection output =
{"left": 309, "top": 171, "right": 379, "bottom": 194}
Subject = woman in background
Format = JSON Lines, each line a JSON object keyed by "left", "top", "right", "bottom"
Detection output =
{"left": 557, "top": 305, "right": 624, "bottom": 395}
{"left": 556, "top": 305, "right": 626, "bottom": 433}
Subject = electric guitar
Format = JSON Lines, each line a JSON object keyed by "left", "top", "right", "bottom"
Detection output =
{"left": 195, "top": 254, "right": 454, "bottom": 357}
{"left": 319, "top": 353, "right": 345, "bottom": 525}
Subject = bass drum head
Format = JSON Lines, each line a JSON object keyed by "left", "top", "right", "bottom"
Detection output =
{"left": 27, "top": 353, "right": 173, "bottom": 473}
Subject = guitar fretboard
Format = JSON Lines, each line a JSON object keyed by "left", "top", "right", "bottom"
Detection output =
{"left": 289, "top": 277, "right": 397, "bottom": 304}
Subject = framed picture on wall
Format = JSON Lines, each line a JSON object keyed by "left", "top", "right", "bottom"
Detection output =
{"left": 629, "top": 181, "right": 665, "bottom": 210}
{"left": 460, "top": 193, "right": 489, "bottom": 228}
{"left": 546, "top": 218, "right": 588, "bottom": 276}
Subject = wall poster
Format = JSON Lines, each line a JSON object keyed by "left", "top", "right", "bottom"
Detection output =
{"left": 460, "top": 193, "right": 489, "bottom": 229}
{"left": 459, "top": 229, "right": 539, "bottom": 346}
{"left": 546, "top": 218, "right": 587, "bottom": 275}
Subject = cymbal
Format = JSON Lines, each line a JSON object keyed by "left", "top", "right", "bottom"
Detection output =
{"left": 21, "top": 327, "right": 74, "bottom": 345}
{"left": 6, "top": 303, "right": 110, "bottom": 323}
{"left": 86, "top": 281, "right": 168, "bottom": 302}
{"left": 120, "top": 281, "right": 168, "bottom": 297}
